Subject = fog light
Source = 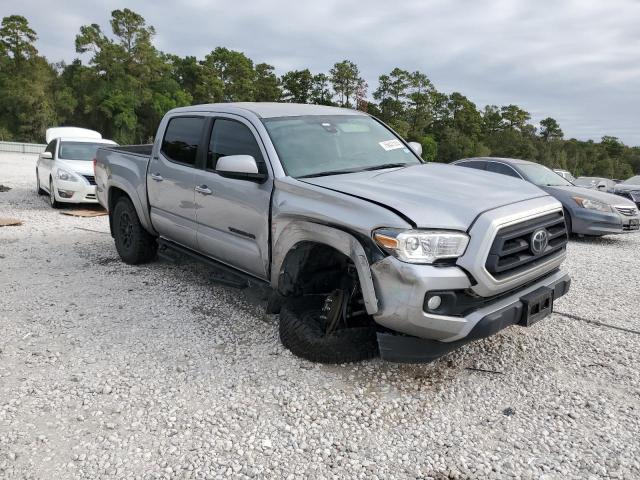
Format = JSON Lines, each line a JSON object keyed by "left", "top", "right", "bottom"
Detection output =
{"left": 427, "top": 295, "right": 442, "bottom": 310}
{"left": 57, "top": 189, "right": 74, "bottom": 199}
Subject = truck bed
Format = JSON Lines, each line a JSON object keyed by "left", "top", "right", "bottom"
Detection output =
{"left": 94, "top": 144, "right": 155, "bottom": 235}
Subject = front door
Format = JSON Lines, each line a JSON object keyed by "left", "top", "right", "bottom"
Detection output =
{"left": 147, "top": 116, "right": 205, "bottom": 249}
{"left": 194, "top": 116, "right": 273, "bottom": 279}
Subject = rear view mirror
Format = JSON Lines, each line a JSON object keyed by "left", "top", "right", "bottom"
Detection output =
{"left": 40, "top": 151, "right": 52, "bottom": 160}
{"left": 216, "top": 155, "right": 266, "bottom": 182}
{"left": 408, "top": 142, "right": 422, "bottom": 157}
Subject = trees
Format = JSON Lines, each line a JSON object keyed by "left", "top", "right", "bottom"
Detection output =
{"left": 539, "top": 117, "right": 563, "bottom": 141}
{"left": 254, "top": 63, "right": 281, "bottom": 102}
{"left": 281, "top": 69, "right": 313, "bottom": 103}
{"left": 0, "top": 10, "right": 638, "bottom": 176}
{"left": 329, "top": 60, "right": 364, "bottom": 108}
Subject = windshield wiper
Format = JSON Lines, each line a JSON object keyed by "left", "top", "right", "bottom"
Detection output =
{"left": 361, "top": 163, "right": 409, "bottom": 171}
{"left": 298, "top": 163, "right": 409, "bottom": 179}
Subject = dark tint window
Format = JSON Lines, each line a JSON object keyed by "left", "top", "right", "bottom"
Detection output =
{"left": 59, "top": 142, "right": 108, "bottom": 161}
{"left": 487, "top": 162, "right": 520, "bottom": 178}
{"left": 45, "top": 140, "right": 56, "bottom": 155}
{"left": 208, "top": 119, "right": 265, "bottom": 172}
{"left": 161, "top": 117, "right": 205, "bottom": 165}
{"left": 457, "top": 160, "right": 486, "bottom": 170}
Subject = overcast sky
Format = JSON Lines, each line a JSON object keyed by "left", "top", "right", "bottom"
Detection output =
{"left": 4, "top": 0, "right": 639, "bottom": 144}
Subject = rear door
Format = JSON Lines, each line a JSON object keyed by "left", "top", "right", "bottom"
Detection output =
{"left": 147, "top": 116, "right": 206, "bottom": 249}
{"left": 193, "top": 115, "right": 273, "bottom": 279}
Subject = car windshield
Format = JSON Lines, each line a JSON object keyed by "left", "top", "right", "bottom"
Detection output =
{"left": 623, "top": 175, "right": 640, "bottom": 185}
{"left": 574, "top": 177, "right": 600, "bottom": 187}
{"left": 262, "top": 115, "right": 422, "bottom": 178}
{"left": 517, "top": 164, "right": 573, "bottom": 187}
{"left": 59, "top": 141, "right": 108, "bottom": 161}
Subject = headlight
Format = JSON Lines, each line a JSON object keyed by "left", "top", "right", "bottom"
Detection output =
{"left": 373, "top": 229, "right": 469, "bottom": 264}
{"left": 572, "top": 196, "right": 611, "bottom": 213}
{"left": 57, "top": 169, "right": 78, "bottom": 182}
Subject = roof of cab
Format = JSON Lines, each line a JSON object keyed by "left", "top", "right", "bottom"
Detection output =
{"left": 168, "top": 102, "right": 365, "bottom": 119}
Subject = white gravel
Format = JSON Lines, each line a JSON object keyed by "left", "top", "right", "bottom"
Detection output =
{"left": 1, "top": 152, "right": 639, "bottom": 479}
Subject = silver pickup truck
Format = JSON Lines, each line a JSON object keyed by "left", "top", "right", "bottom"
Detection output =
{"left": 95, "top": 102, "right": 571, "bottom": 363}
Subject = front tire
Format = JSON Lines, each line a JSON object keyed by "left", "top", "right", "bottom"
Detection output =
{"left": 49, "top": 178, "right": 61, "bottom": 208}
{"left": 279, "top": 296, "right": 378, "bottom": 364}
{"left": 112, "top": 196, "right": 157, "bottom": 264}
{"left": 564, "top": 209, "right": 573, "bottom": 236}
{"left": 36, "top": 170, "right": 45, "bottom": 195}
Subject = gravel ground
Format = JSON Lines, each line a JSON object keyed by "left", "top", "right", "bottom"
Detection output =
{"left": 1, "top": 152, "right": 639, "bottom": 480}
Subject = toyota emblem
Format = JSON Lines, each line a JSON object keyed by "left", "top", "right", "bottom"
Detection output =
{"left": 530, "top": 228, "right": 549, "bottom": 255}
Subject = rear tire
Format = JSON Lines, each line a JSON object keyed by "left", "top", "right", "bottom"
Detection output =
{"left": 279, "top": 296, "right": 378, "bottom": 364}
{"left": 112, "top": 196, "right": 157, "bottom": 264}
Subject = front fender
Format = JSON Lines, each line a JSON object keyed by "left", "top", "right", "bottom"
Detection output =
{"left": 271, "top": 221, "right": 379, "bottom": 315}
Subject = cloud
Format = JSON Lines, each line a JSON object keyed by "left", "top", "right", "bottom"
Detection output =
{"left": 5, "top": 0, "right": 640, "bottom": 144}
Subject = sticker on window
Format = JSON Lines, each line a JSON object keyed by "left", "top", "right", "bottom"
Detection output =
{"left": 379, "top": 139, "right": 404, "bottom": 151}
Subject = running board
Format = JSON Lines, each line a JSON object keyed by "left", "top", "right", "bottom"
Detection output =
{"left": 157, "top": 238, "right": 269, "bottom": 289}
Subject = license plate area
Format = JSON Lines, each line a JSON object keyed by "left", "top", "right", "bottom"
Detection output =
{"left": 520, "top": 287, "right": 553, "bottom": 326}
{"left": 628, "top": 219, "right": 639, "bottom": 230}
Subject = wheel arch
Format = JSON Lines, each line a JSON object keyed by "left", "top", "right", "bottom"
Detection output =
{"left": 107, "top": 185, "right": 156, "bottom": 238}
{"left": 271, "top": 221, "right": 379, "bottom": 315}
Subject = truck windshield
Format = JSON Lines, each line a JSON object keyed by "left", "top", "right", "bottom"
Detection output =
{"left": 59, "top": 142, "right": 108, "bottom": 161}
{"left": 262, "top": 115, "right": 422, "bottom": 178}
{"left": 518, "top": 164, "right": 573, "bottom": 187}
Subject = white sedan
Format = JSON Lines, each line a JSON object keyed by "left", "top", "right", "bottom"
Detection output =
{"left": 36, "top": 127, "right": 117, "bottom": 208}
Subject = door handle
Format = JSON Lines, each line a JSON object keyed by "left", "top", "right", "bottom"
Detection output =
{"left": 195, "top": 185, "right": 213, "bottom": 195}
{"left": 150, "top": 173, "right": 163, "bottom": 181}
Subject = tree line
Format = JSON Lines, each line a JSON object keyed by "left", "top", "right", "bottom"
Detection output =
{"left": 0, "top": 10, "right": 638, "bottom": 178}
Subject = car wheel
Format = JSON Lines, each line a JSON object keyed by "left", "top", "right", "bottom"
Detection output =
{"left": 112, "top": 196, "right": 158, "bottom": 264}
{"left": 49, "top": 178, "right": 61, "bottom": 208}
{"left": 563, "top": 209, "right": 573, "bottom": 236}
{"left": 36, "top": 170, "right": 45, "bottom": 195}
{"left": 279, "top": 295, "right": 379, "bottom": 364}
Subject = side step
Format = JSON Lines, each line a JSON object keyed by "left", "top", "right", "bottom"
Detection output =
{"left": 157, "top": 238, "right": 269, "bottom": 290}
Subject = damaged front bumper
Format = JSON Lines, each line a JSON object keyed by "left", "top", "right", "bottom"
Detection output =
{"left": 369, "top": 256, "right": 570, "bottom": 363}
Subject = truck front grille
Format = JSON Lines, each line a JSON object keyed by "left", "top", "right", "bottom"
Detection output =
{"left": 485, "top": 211, "right": 568, "bottom": 280}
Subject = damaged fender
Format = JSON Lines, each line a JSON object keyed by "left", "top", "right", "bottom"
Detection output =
{"left": 271, "top": 220, "right": 379, "bottom": 315}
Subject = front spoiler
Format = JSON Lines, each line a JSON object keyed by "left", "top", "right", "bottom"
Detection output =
{"left": 377, "top": 274, "right": 571, "bottom": 363}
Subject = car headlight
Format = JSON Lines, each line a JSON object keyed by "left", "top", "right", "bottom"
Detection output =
{"left": 57, "top": 169, "right": 78, "bottom": 182}
{"left": 373, "top": 229, "right": 469, "bottom": 264}
{"left": 572, "top": 196, "right": 611, "bottom": 213}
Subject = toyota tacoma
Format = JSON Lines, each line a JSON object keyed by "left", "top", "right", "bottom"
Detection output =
{"left": 94, "top": 103, "right": 571, "bottom": 363}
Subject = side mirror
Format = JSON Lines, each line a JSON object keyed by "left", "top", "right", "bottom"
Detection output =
{"left": 407, "top": 141, "right": 422, "bottom": 157}
{"left": 216, "top": 155, "right": 266, "bottom": 182}
{"left": 40, "top": 151, "right": 52, "bottom": 160}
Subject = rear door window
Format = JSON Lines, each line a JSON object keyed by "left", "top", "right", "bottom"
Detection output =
{"left": 457, "top": 160, "right": 486, "bottom": 170}
{"left": 487, "top": 162, "right": 521, "bottom": 178}
{"left": 161, "top": 116, "right": 205, "bottom": 166}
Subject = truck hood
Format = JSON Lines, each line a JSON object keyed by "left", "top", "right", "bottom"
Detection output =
{"left": 57, "top": 160, "right": 94, "bottom": 176}
{"left": 301, "top": 163, "right": 549, "bottom": 230}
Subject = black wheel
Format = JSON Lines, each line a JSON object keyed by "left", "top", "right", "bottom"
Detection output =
{"left": 49, "top": 178, "right": 61, "bottom": 208}
{"left": 36, "top": 170, "right": 45, "bottom": 195}
{"left": 279, "top": 295, "right": 379, "bottom": 364}
{"left": 564, "top": 209, "right": 573, "bottom": 237}
{"left": 112, "top": 197, "right": 157, "bottom": 264}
